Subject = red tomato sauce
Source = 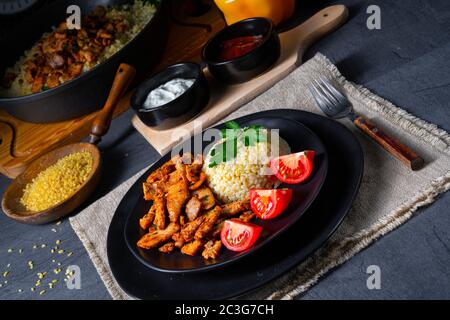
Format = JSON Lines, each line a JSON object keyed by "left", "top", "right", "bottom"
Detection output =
{"left": 218, "top": 35, "right": 264, "bottom": 61}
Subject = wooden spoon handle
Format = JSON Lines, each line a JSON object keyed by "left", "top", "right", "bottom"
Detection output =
{"left": 354, "top": 116, "right": 425, "bottom": 171}
{"left": 90, "top": 63, "right": 136, "bottom": 144}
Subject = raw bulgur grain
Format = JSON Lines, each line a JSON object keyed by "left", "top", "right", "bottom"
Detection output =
{"left": 20, "top": 152, "right": 93, "bottom": 212}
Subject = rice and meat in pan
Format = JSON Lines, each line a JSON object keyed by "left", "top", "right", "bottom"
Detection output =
{"left": 0, "top": 0, "right": 156, "bottom": 97}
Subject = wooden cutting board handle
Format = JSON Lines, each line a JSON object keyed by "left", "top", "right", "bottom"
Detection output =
{"left": 283, "top": 5, "right": 349, "bottom": 65}
{"left": 0, "top": 122, "right": 17, "bottom": 177}
{"left": 0, "top": 121, "right": 14, "bottom": 158}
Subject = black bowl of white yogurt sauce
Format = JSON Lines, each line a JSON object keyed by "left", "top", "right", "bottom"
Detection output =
{"left": 131, "top": 62, "right": 210, "bottom": 130}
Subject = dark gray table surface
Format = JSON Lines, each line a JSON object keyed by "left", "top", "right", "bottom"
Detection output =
{"left": 1, "top": 0, "right": 449, "bottom": 300}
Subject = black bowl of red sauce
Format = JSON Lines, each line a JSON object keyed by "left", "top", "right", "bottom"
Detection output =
{"left": 202, "top": 17, "right": 281, "bottom": 84}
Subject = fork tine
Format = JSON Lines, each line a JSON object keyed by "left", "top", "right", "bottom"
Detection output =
{"left": 309, "top": 86, "right": 327, "bottom": 111}
{"left": 317, "top": 79, "right": 341, "bottom": 106}
{"left": 321, "top": 77, "right": 348, "bottom": 103}
{"left": 310, "top": 80, "right": 337, "bottom": 115}
{"left": 313, "top": 79, "right": 334, "bottom": 106}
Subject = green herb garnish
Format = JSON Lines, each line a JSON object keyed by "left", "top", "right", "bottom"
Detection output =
{"left": 242, "top": 125, "right": 267, "bottom": 146}
{"left": 142, "top": 0, "right": 161, "bottom": 6}
{"left": 208, "top": 162, "right": 217, "bottom": 168}
{"left": 208, "top": 121, "right": 267, "bottom": 167}
{"left": 225, "top": 120, "right": 240, "bottom": 130}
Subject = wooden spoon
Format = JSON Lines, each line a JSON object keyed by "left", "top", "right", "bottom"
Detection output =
{"left": 1, "top": 64, "right": 136, "bottom": 224}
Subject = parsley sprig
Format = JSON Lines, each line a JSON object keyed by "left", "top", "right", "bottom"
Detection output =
{"left": 142, "top": 0, "right": 161, "bottom": 6}
{"left": 208, "top": 121, "right": 267, "bottom": 168}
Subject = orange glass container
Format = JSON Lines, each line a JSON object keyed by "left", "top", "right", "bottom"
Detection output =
{"left": 214, "top": 0, "right": 296, "bottom": 26}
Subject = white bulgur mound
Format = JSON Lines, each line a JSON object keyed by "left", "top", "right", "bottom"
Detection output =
{"left": 203, "top": 130, "right": 290, "bottom": 203}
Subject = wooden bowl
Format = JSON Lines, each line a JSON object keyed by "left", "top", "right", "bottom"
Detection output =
{"left": 1, "top": 143, "right": 101, "bottom": 224}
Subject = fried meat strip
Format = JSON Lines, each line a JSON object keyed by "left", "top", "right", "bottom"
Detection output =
{"left": 212, "top": 219, "right": 225, "bottom": 238}
{"left": 140, "top": 196, "right": 166, "bottom": 230}
{"left": 221, "top": 198, "right": 250, "bottom": 217}
{"left": 185, "top": 196, "right": 202, "bottom": 222}
{"left": 159, "top": 242, "right": 175, "bottom": 254}
{"left": 181, "top": 215, "right": 206, "bottom": 242}
{"left": 172, "top": 232, "right": 186, "bottom": 248}
{"left": 137, "top": 223, "right": 180, "bottom": 250}
{"left": 152, "top": 197, "right": 166, "bottom": 230}
{"left": 146, "top": 160, "right": 175, "bottom": 184}
{"left": 202, "top": 240, "right": 222, "bottom": 260}
{"left": 185, "top": 154, "right": 204, "bottom": 186}
{"left": 143, "top": 181, "right": 164, "bottom": 201}
{"left": 139, "top": 207, "right": 155, "bottom": 231}
{"left": 186, "top": 154, "right": 203, "bottom": 183}
{"left": 192, "top": 187, "right": 215, "bottom": 210}
{"left": 164, "top": 158, "right": 190, "bottom": 222}
{"left": 189, "top": 172, "right": 207, "bottom": 191}
{"left": 239, "top": 211, "right": 255, "bottom": 223}
{"left": 181, "top": 239, "right": 204, "bottom": 256}
{"left": 195, "top": 206, "right": 222, "bottom": 240}
{"left": 166, "top": 178, "right": 189, "bottom": 223}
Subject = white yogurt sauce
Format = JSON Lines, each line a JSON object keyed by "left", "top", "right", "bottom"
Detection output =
{"left": 143, "top": 78, "right": 195, "bottom": 109}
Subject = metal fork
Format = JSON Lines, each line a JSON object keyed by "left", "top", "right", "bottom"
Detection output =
{"left": 310, "top": 77, "right": 424, "bottom": 171}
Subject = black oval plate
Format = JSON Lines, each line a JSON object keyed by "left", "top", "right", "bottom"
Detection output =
{"left": 107, "top": 109, "right": 364, "bottom": 300}
{"left": 123, "top": 117, "right": 328, "bottom": 273}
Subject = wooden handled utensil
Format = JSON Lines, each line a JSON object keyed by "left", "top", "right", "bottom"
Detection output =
{"left": 1, "top": 63, "right": 136, "bottom": 224}
{"left": 310, "top": 77, "right": 425, "bottom": 171}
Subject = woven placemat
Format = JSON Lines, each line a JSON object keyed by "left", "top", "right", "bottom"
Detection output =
{"left": 70, "top": 53, "right": 450, "bottom": 300}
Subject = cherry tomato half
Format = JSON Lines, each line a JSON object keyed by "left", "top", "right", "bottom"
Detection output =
{"left": 270, "top": 151, "right": 315, "bottom": 184}
{"left": 250, "top": 189, "right": 293, "bottom": 220}
{"left": 220, "top": 219, "right": 262, "bottom": 252}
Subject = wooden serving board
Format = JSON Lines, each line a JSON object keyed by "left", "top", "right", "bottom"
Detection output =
{"left": 132, "top": 5, "right": 349, "bottom": 155}
{"left": 0, "top": 3, "right": 226, "bottom": 179}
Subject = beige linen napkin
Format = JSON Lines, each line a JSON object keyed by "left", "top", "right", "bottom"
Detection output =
{"left": 70, "top": 53, "right": 450, "bottom": 300}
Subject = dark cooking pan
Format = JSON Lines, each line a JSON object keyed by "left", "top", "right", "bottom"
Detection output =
{"left": 0, "top": 0, "right": 169, "bottom": 123}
